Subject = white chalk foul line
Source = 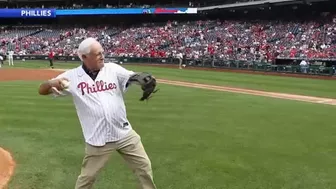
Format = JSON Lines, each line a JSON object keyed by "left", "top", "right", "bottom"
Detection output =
{"left": 51, "top": 69, "right": 336, "bottom": 106}
{"left": 157, "top": 79, "right": 336, "bottom": 106}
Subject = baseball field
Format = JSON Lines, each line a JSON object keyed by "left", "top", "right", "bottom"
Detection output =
{"left": 0, "top": 60, "right": 335, "bottom": 189}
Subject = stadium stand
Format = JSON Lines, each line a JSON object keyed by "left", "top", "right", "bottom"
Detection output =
{"left": 1, "top": 14, "right": 335, "bottom": 62}
{"left": 0, "top": 0, "right": 335, "bottom": 78}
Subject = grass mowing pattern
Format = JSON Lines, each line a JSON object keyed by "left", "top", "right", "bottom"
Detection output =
{"left": 0, "top": 80, "right": 335, "bottom": 189}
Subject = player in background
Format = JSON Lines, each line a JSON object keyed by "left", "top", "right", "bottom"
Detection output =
{"left": 8, "top": 50, "right": 14, "bottom": 66}
{"left": 48, "top": 49, "right": 54, "bottom": 69}
{"left": 0, "top": 55, "right": 3, "bottom": 68}
{"left": 7, "top": 41, "right": 14, "bottom": 66}
{"left": 0, "top": 49, "right": 4, "bottom": 66}
{"left": 177, "top": 51, "right": 183, "bottom": 69}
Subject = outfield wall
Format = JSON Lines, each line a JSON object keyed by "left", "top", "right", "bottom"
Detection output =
{"left": 10, "top": 54, "right": 336, "bottom": 77}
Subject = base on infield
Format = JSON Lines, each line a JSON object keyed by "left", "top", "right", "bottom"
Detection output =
{"left": 0, "top": 147, "right": 15, "bottom": 189}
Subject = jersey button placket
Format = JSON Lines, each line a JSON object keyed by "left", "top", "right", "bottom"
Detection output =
{"left": 98, "top": 93, "right": 113, "bottom": 140}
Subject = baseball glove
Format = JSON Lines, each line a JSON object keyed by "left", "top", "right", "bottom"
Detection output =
{"left": 128, "top": 72, "right": 159, "bottom": 101}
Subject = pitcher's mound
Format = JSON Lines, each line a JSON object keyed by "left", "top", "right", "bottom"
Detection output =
{"left": 0, "top": 147, "right": 15, "bottom": 188}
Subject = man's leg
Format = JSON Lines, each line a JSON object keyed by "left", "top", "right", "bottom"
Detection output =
{"left": 49, "top": 59, "right": 54, "bottom": 68}
{"left": 179, "top": 59, "right": 182, "bottom": 69}
{"left": 75, "top": 143, "right": 115, "bottom": 189}
{"left": 117, "top": 130, "right": 156, "bottom": 189}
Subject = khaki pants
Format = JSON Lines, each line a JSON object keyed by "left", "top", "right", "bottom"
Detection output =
{"left": 178, "top": 58, "right": 182, "bottom": 69}
{"left": 75, "top": 130, "right": 156, "bottom": 189}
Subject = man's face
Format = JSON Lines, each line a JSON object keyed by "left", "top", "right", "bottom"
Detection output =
{"left": 83, "top": 42, "right": 104, "bottom": 70}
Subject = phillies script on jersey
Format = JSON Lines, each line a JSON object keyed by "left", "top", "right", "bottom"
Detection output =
{"left": 52, "top": 63, "right": 136, "bottom": 146}
{"left": 77, "top": 80, "right": 117, "bottom": 95}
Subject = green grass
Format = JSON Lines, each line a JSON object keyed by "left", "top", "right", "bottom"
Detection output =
{"left": 123, "top": 65, "right": 336, "bottom": 99}
{"left": 5, "top": 60, "right": 336, "bottom": 98}
{"left": 0, "top": 79, "right": 336, "bottom": 189}
{"left": 0, "top": 60, "right": 335, "bottom": 188}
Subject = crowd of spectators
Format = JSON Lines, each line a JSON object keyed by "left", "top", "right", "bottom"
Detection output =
{"left": 1, "top": 15, "right": 335, "bottom": 62}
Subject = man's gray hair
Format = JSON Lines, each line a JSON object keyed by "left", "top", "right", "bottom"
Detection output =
{"left": 77, "top": 37, "right": 98, "bottom": 61}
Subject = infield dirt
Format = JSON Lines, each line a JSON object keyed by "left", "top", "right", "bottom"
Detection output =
{"left": 0, "top": 68, "right": 335, "bottom": 187}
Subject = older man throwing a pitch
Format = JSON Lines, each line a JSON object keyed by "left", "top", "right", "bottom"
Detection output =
{"left": 38, "top": 37, "right": 158, "bottom": 189}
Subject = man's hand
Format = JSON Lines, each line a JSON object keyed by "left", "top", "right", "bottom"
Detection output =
{"left": 48, "top": 78, "right": 69, "bottom": 91}
{"left": 38, "top": 78, "right": 69, "bottom": 95}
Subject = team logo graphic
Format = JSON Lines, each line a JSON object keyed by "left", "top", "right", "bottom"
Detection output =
{"left": 77, "top": 80, "right": 117, "bottom": 95}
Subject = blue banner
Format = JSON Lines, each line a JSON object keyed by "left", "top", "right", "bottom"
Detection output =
{"left": 0, "top": 8, "right": 197, "bottom": 18}
{"left": 0, "top": 9, "right": 56, "bottom": 18}
{"left": 56, "top": 8, "right": 197, "bottom": 15}
{"left": 56, "top": 8, "right": 143, "bottom": 15}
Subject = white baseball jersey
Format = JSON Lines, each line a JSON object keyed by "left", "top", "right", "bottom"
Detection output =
{"left": 8, "top": 51, "right": 14, "bottom": 56}
{"left": 54, "top": 63, "right": 135, "bottom": 146}
{"left": 176, "top": 53, "right": 183, "bottom": 59}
